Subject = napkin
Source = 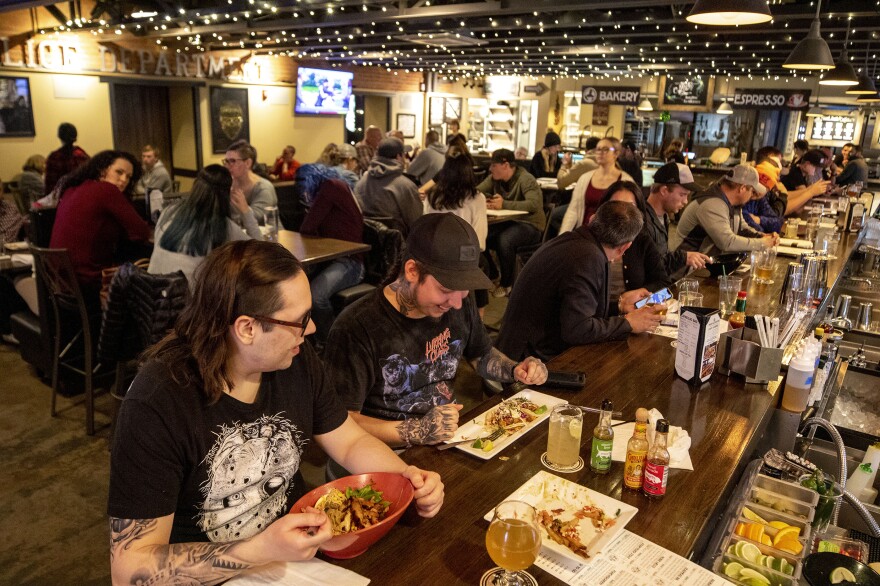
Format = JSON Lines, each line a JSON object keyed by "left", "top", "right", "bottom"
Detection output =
{"left": 11, "top": 254, "right": 33, "bottom": 266}
{"left": 610, "top": 409, "right": 693, "bottom": 470}
{"left": 225, "top": 559, "right": 370, "bottom": 586}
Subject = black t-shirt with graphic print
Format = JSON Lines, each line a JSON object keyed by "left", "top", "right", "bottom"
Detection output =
{"left": 107, "top": 341, "right": 347, "bottom": 544}
{"left": 324, "top": 288, "right": 493, "bottom": 421}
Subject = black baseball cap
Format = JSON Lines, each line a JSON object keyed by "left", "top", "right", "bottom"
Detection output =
{"left": 406, "top": 214, "right": 494, "bottom": 291}
{"left": 652, "top": 162, "right": 699, "bottom": 191}
{"left": 799, "top": 149, "right": 826, "bottom": 167}
{"left": 490, "top": 148, "right": 516, "bottom": 165}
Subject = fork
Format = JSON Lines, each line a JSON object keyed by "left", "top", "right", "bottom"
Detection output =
{"left": 437, "top": 427, "right": 505, "bottom": 450}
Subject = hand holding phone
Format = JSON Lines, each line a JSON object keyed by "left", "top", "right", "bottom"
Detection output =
{"left": 634, "top": 287, "right": 673, "bottom": 309}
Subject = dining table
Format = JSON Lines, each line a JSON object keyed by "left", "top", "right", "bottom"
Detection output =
{"left": 277, "top": 231, "right": 370, "bottom": 267}
{"left": 328, "top": 228, "right": 863, "bottom": 585}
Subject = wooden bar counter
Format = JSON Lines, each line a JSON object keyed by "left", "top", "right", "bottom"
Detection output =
{"left": 333, "top": 230, "right": 863, "bottom": 585}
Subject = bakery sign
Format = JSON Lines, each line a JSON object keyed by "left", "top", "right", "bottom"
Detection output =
{"left": 581, "top": 85, "right": 640, "bottom": 106}
{"left": 732, "top": 88, "right": 812, "bottom": 110}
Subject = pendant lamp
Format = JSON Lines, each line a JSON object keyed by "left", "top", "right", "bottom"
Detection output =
{"left": 783, "top": 0, "right": 834, "bottom": 70}
{"left": 805, "top": 79, "right": 823, "bottom": 117}
{"left": 856, "top": 92, "right": 880, "bottom": 104}
{"left": 716, "top": 77, "right": 733, "bottom": 114}
{"left": 686, "top": 0, "right": 772, "bottom": 26}
{"left": 847, "top": 43, "right": 878, "bottom": 95}
{"left": 819, "top": 26, "right": 858, "bottom": 86}
{"left": 637, "top": 98, "right": 653, "bottom": 112}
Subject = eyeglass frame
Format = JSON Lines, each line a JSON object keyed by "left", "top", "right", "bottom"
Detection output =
{"left": 222, "top": 157, "right": 247, "bottom": 166}
{"left": 594, "top": 147, "right": 617, "bottom": 153}
{"left": 248, "top": 311, "right": 311, "bottom": 336}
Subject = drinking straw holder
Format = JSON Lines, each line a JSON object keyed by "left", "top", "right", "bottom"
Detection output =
{"left": 717, "top": 327, "right": 784, "bottom": 385}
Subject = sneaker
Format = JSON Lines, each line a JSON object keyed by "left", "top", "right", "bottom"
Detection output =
{"left": 491, "top": 286, "right": 511, "bottom": 298}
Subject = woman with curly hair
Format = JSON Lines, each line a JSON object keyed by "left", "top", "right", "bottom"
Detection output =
{"left": 50, "top": 150, "right": 151, "bottom": 305}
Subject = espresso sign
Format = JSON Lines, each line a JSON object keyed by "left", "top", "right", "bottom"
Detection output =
{"left": 581, "top": 85, "right": 640, "bottom": 106}
{"left": 733, "top": 88, "right": 812, "bottom": 110}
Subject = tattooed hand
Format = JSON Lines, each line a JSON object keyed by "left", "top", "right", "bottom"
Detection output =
{"left": 397, "top": 404, "right": 463, "bottom": 446}
{"left": 514, "top": 356, "right": 548, "bottom": 385}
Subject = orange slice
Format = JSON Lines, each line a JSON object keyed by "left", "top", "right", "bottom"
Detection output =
{"left": 772, "top": 526, "right": 801, "bottom": 546}
{"left": 775, "top": 539, "right": 803, "bottom": 555}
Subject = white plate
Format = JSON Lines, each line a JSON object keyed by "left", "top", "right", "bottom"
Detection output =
{"left": 483, "top": 470, "right": 638, "bottom": 563}
{"left": 445, "top": 389, "right": 566, "bottom": 460}
{"left": 4, "top": 241, "right": 29, "bottom": 251}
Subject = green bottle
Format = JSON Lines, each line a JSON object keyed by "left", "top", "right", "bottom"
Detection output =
{"left": 590, "top": 399, "right": 614, "bottom": 474}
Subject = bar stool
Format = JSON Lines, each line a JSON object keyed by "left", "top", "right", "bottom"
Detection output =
{"left": 31, "top": 246, "right": 111, "bottom": 435}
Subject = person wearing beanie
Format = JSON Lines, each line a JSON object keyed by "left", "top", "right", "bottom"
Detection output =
{"left": 353, "top": 138, "right": 422, "bottom": 235}
{"left": 44, "top": 122, "right": 89, "bottom": 195}
{"left": 323, "top": 213, "right": 548, "bottom": 452}
{"left": 528, "top": 131, "right": 563, "bottom": 179}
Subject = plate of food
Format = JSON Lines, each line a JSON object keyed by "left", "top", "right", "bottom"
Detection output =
{"left": 444, "top": 389, "right": 566, "bottom": 459}
{"left": 484, "top": 470, "right": 638, "bottom": 563}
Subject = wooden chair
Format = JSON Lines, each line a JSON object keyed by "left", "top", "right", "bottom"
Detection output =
{"left": 514, "top": 202, "right": 556, "bottom": 278}
{"left": 31, "top": 246, "right": 112, "bottom": 435}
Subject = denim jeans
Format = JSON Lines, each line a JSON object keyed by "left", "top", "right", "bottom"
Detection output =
{"left": 309, "top": 256, "right": 365, "bottom": 342}
{"left": 486, "top": 221, "right": 541, "bottom": 287}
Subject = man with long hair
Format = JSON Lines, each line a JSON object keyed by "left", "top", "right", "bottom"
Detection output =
{"left": 108, "top": 240, "right": 444, "bottom": 584}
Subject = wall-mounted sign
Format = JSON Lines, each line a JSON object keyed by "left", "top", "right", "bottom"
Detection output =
{"left": 659, "top": 74, "right": 714, "bottom": 112}
{"left": 484, "top": 76, "right": 520, "bottom": 97}
{"left": 580, "top": 85, "right": 640, "bottom": 106}
{"left": 592, "top": 103, "right": 610, "bottom": 126}
{"left": 810, "top": 115, "right": 856, "bottom": 142}
{"left": 732, "top": 88, "right": 811, "bottom": 110}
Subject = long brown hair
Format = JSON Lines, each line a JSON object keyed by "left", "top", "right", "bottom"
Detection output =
{"left": 142, "top": 240, "right": 304, "bottom": 402}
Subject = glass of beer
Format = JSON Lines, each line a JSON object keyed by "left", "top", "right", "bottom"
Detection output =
{"left": 754, "top": 247, "right": 776, "bottom": 285}
{"left": 784, "top": 220, "right": 799, "bottom": 239}
{"left": 545, "top": 404, "right": 583, "bottom": 471}
{"left": 485, "top": 501, "right": 542, "bottom": 586}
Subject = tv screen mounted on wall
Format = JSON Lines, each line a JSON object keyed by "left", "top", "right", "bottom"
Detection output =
{"left": 295, "top": 67, "right": 353, "bottom": 116}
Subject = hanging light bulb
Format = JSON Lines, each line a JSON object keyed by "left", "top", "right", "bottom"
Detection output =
{"left": 686, "top": 0, "right": 772, "bottom": 26}
{"left": 819, "top": 25, "right": 857, "bottom": 86}
{"left": 783, "top": 0, "right": 834, "bottom": 70}
{"left": 716, "top": 76, "right": 733, "bottom": 114}
{"left": 637, "top": 98, "right": 653, "bottom": 111}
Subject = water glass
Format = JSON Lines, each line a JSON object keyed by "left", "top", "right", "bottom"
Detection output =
{"left": 263, "top": 206, "right": 280, "bottom": 242}
{"left": 784, "top": 221, "right": 799, "bottom": 239}
{"left": 677, "top": 277, "right": 699, "bottom": 296}
{"left": 546, "top": 404, "right": 583, "bottom": 471}
{"left": 783, "top": 264, "right": 804, "bottom": 312}
{"left": 718, "top": 276, "right": 742, "bottom": 318}
{"left": 679, "top": 292, "right": 704, "bottom": 307}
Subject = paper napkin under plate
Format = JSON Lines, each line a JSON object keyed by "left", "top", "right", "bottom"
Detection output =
{"left": 225, "top": 559, "right": 370, "bottom": 586}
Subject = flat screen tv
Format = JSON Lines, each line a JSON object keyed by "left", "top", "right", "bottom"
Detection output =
{"left": 295, "top": 67, "right": 353, "bottom": 115}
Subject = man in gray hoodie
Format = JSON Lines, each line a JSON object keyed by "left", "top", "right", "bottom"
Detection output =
{"left": 407, "top": 131, "right": 447, "bottom": 186}
{"left": 354, "top": 138, "right": 423, "bottom": 236}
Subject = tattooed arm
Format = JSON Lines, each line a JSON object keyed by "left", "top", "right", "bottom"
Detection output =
{"left": 348, "top": 403, "right": 463, "bottom": 448}
{"left": 474, "top": 347, "right": 549, "bottom": 385}
{"left": 109, "top": 510, "right": 333, "bottom": 586}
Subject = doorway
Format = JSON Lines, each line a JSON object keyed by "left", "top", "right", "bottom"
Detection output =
{"left": 109, "top": 83, "right": 174, "bottom": 172}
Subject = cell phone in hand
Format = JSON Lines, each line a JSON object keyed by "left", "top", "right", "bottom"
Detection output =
{"left": 634, "top": 287, "right": 673, "bottom": 309}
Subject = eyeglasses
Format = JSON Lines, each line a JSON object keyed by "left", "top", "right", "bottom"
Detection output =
{"left": 595, "top": 147, "right": 617, "bottom": 153}
{"left": 222, "top": 158, "right": 244, "bottom": 165}
{"left": 249, "top": 311, "right": 311, "bottom": 336}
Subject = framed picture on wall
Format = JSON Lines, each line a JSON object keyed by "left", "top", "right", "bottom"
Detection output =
{"left": 210, "top": 86, "right": 250, "bottom": 153}
{"left": 0, "top": 75, "right": 36, "bottom": 137}
{"left": 396, "top": 113, "right": 416, "bottom": 138}
{"left": 659, "top": 74, "right": 715, "bottom": 112}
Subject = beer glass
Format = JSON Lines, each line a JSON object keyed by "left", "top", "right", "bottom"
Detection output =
{"left": 485, "top": 501, "right": 542, "bottom": 586}
{"left": 263, "top": 206, "right": 280, "bottom": 242}
{"left": 679, "top": 292, "right": 704, "bottom": 307}
{"left": 546, "top": 404, "right": 583, "bottom": 471}
{"left": 754, "top": 248, "right": 776, "bottom": 285}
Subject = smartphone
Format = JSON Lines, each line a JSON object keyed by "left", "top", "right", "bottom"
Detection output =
{"left": 543, "top": 370, "right": 587, "bottom": 390}
{"left": 635, "top": 287, "right": 673, "bottom": 309}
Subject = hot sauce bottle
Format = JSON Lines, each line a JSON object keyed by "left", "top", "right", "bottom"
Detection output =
{"left": 589, "top": 399, "right": 614, "bottom": 474}
{"left": 623, "top": 408, "right": 650, "bottom": 490}
{"left": 728, "top": 291, "right": 748, "bottom": 330}
{"left": 643, "top": 419, "right": 671, "bottom": 498}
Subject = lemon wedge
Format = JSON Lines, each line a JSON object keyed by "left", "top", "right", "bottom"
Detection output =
{"left": 830, "top": 567, "right": 856, "bottom": 584}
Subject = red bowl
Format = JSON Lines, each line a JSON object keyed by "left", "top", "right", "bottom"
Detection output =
{"left": 290, "top": 472, "right": 414, "bottom": 559}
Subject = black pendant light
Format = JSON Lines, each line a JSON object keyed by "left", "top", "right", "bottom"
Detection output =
{"left": 783, "top": 0, "right": 835, "bottom": 70}
{"left": 819, "top": 24, "right": 858, "bottom": 86}
{"left": 847, "top": 42, "right": 878, "bottom": 95}
{"left": 686, "top": 0, "right": 772, "bottom": 26}
{"left": 856, "top": 92, "right": 880, "bottom": 104}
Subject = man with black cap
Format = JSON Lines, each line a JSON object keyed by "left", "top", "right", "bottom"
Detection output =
{"left": 353, "top": 137, "right": 422, "bottom": 235}
{"left": 676, "top": 164, "right": 778, "bottom": 257}
{"left": 478, "top": 148, "right": 545, "bottom": 297}
{"left": 324, "top": 213, "right": 548, "bottom": 448}
{"left": 782, "top": 149, "right": 827, "bottom": 192}
{"left": 645, "top": 162, "right": 710, "bottom": 276}
{"left": 528, "top": 131, "right": 563, "bottom": 179}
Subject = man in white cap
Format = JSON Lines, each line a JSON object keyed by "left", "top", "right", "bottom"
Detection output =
{"left": 645, "top": 162, "right": 711, "bottom": 276}
{"left": 676, "top": 164, "right": 779, "bottom": 257}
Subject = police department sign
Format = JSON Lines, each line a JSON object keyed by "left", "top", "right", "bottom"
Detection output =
{"left": 581, "top": 85, "right": 641, "bottom": 106}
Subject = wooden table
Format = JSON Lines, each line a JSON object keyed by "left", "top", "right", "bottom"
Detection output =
{"left": 276, "top": 231, "right": 370, "bottom": 266}
{"left": 486, "top": 209, "right": 529, "bottom": 225}
{"left": 331, "top": 231, "right": 862, "bottom": 585}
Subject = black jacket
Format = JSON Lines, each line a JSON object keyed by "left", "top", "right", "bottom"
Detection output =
{"left": 609, "top": 230, "right": 672, "bottom": 316}
{"left": 644, "top": 205, "right": 687, "bottom": 276}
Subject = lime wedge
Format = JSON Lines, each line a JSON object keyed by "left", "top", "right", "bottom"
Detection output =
{"left": 743, "top": 579, "right": 769, "bottom": 586}
{"left": 739, "top": 568, "right": 771, "bottom": 585}
{"left": 734, "top": 540, "right": 747, "bottom": 558}
{"left": 830, "top": 567, "right": 856, "bottom": 584}
{"left": 740, "top": 542, "right": 762, "bottom": 564}
{"left": 727, "top": 544, "right": 737, "bottom": 555}
{"left": 760, "top": 555, "right": 772, "bottom": 568}
{"left": 782, "top": 560, "right": 794, "bottom": 576}
{"left": 818, "top": 540, "right": 842, "bottom": 553}
{"left": 569, "top": 419, "right": 582, "bottom": 439}
{"left": 724, "top": 562, "right": 744, "bottom": 578}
